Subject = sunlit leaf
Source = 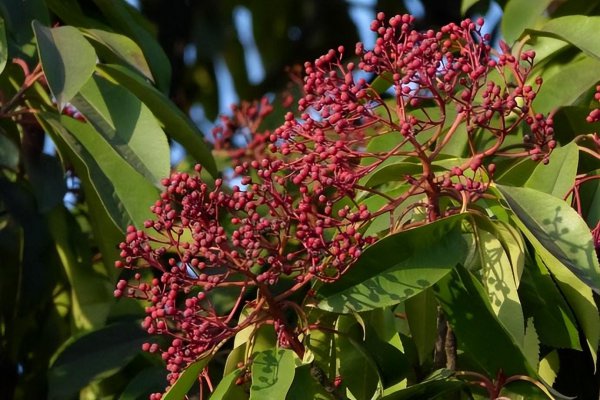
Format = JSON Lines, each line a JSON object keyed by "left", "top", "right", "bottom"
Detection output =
{"left": 32, "top": 21, "right": 96, "bottom": 109}
{"left": 249, "top": 348, "right": 296, "bottom": 400}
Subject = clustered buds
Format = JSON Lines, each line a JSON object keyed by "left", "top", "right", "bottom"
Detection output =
{"left": 117, "top": 13, "right": 557, "bottom": 398}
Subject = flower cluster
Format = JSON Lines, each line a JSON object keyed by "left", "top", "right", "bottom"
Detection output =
{"left": 115, "top": 13, "right": 555, "bottom": 398}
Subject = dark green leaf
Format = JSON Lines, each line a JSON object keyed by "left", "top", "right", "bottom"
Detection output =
{"left": 578, "top": 169, "right": 600, "bottom": 227}
{"left": 523, "top": 318, "right": 540, "bottom": 369}
{"left": 0, "top": 0, "right": 49, "bottom": 50}
{"left": 286, "top": 365, "right": 332, "bottom": 400}
{"left": 524, "top": 142, "right": 578, "bottom": 198}
{"left": 96, "top": 64, "right": 217, "bottom": 177}
{"left": 120, "top": 366, "right": 167, "bottom": 400}
{"left": 518, "top": 254, "right": 581, "bottom": 350}
{"left": 71, "top": 74, "right": 170, "bottom": 186}
{"left": 434, "top": 266, "right": 536, "bottom": 376}
{"left": 22, "top": 151, "right": 65, "bottom": 213}
{"left": 163, "top": 356, "right": 212, "bottom": 400}
{"left": 48, "top": 322, "right": 148, "bottom": 399}
{"left": 316, "top": 214, "right": 468, "bottom": 313}
{"left": 32, "top": 21, "right": 96, "bottom": 109}
{"left": 361, "top": 162, "right": 422, "bottom": 187}
{"left": 0, "top": 130, "right": 19, "bottom": 169}
{"left": 211, "top": 368, "right": 247, "bottom": 400}
{"left": 81, "top": 28, "right": 153, "bottom": 81}
{"left": 249, "top": 348, "right": 296, "bottom": 400}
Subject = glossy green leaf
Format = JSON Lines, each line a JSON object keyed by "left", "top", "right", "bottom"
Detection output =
{"left": 0, "top": 16, "right": 7, "bottom": 74}
{"left": 502, "top": 0, "right": 551, "bottom": 44}
{"left": 96, "top": 64, "right": 217, "bottom": 177}
{"left": 38, "top": 113, "right": 158, "bottom": 231}
{"left": 405, "top": 288, "right": 437, "bottom": 365}
{"left": 475, "top": 224, "right": 525, "bottom": 346}
{"left": 163, "top": 356, "right": 212, "bottom": 400}
{"left": 91, "top": 0, "right": 171, "bottom": 92}
{"left": 496, "top": 184, "right": 600, "bottom": 292}
{"left": 81, "top": 28, "right": 153, "bottom": 81}
{"left": 529, "top": 16, "right": 600, "bottom": 62}
{"left": 249, "top": 348, "right": 296, "bottom": 400}
{"left": 361, "top": 162, "right": 422, "bottom": 187}
{"left": 48, "top": 322, "right": 148, "bottom": 399}
{"left": 538, "top": 350, "right": 559, "bottom": 387}
{"left": 381, "top": 369, "right": 462, "bottom": 400}
{"left": 518, "top": 254, "right": 581, "bottom": 350}
{"left": 317, "top": 214, "right": 468, "bottom": 313}
{"left": 533, "top": 55, "right": 600, "bottom": 114}
{"left": 434, "top": 266, "right": 536, "bottom": 377}
{"left": 71, "top": 74, "right": 170, "bottom": 186}
{"left": 578, "top": 169, "right": 600, "bottom": 227}
{"left": 47, "top": 205, "right": 112, "bottom": 331}
{"left": 32, "top": 21, "right": 96, "bottom": 109}
{"left": 371, "top": 71, "right": 393, "bottom": 94}
{"left": 525, "top": 142, "right": 578, "bottom": 198}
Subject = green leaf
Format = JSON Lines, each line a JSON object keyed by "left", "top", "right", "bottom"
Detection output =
{"left": 91, "top": 0, "right": 171, "bottom": 92}
{"left": 71, "top": 74, "right": 170, "bottom": 185}
{"left": 496, "top": 184, "right": 600, "bottom": 292}
{"left": 96, "top": 64, "right": 217, "bottom": 177}
{"left": 434, "top": 266, "right": 536, "bottom": 377}
{"left": 48, "top": 322, "right": 148, "bottom": 399}
{"left": 81, "top": 28, "right": 153, "bottom": 81}
{"left": 22, "top": 151, "right": 65, "bottom": 213}
{"left": 529, "top": 16, "right": 600, "bottom": 62}
{"left": 47, "top": 205, "right": 112, "bottom": 331}
{"left": 461, "top": 0, "right": 483, "bottom": 15}
{"left": 0, "top": 130, "right": 19, "bottom": 169}
{"left": 32, "top": 21, "right": 96, "bottom": 109}
{"left": 381, "top": 369, "right": 462, "bottom": 400}
{"left": 211, "top": 368, "right": 247, "bottom": 400}
{"left": 519, "top": 254, "right": 581, "bottom": 350}
{"left": 250, "top": 348, "right": 296, "bottom": 400}
{"left": 525, "top": 142, "right": 578, "bottom": 198}
{"left": 0, "top": 16, "right": 7, "bottom": 74}
{"left": 286, "top": 365, "right": 333, "bottom": 400}
{"left": 163, "top": 356, "right": 212, "bottom": 400}
{"left": 316, "top": 214, "right": 468, "bottom": 313}
{"left": 405, "top": 288, "right": 437, "bottom": 365}
{"left": 502, "top": 0, "right": 552, "bottom": 44}
{"left": 361, "top": 162, "right": 422, "bottom": 187}
{"left": 578, "top": 169, "right": 600, "bottom": 227}
{"left": 38, "top": 112, "right": 158, "bottom": 231}
{"left": 0, "top": 0, "right": 49, "bottom": 50}
{"left": 538, "top": 350, "right": 559, "bottom": 387}
{"left": 533, "top": 55, "right": 600, "bottom": 114}
{"left": 475, "top": 224, "right": 525, "bottom": 346}
{"left": 523, "top": 318, "right": 540, "bottom": 369}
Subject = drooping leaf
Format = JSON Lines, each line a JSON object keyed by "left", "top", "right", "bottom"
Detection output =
{"left": 37, "top": 112, "right": 158, "bottom": 231}
{"left": 405, "top": 288, "right": 438, "bottom": 366}
{"left": 249, "top": 348, "right": 296, "bottom": 400}
{"left": 434, "top": 266, "right": 537, "bottom": 377}
{"left": 502, "top": 0, "right": 552, "bottom": 44}
{"left": 163, "top": 356, "right": 212, "bottom": 400}
{"left": 529, "top": 16, "right": 600, "bottom": 62}
{"left": 317, "top": 214, "right": 468, "bottom": 313}
{"left": 46, "top": 205, "right": 112, "bottom": 331}
{"left": 518, "top": 254, "right": 581, "bottom": 350}
{"left": 32, "top": 21, "right": 96, "bottom": 109}
{"left": 96, "top": 64, "right": 217, "bottom": 176}
{"left": 48, "top": 322, "right": 148, "bottom": 399}
{"left": 81, "top": 28, "right": 153, "bottom": 81}
{"left": 525, "top": 142, "right": 578, "bottom": 198}
{"left": 0, "top": 16, "right": 7, "bottom": 74}
{"left": 71, "top": 74, "right": 170, "bottom": 186}
{"left": 496, "top": 184, "right": 600, "bottom": 292}
{"left": 475, "top": 223, "right": 525, "bottom": 346}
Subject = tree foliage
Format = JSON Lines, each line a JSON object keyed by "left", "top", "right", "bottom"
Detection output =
{"left": 0, "top": 1, "right": 599, "bottom": 400}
